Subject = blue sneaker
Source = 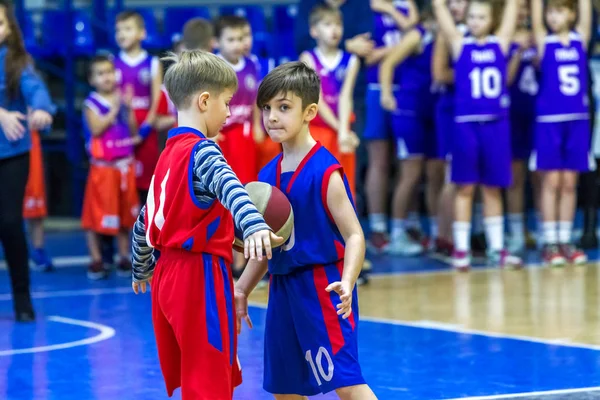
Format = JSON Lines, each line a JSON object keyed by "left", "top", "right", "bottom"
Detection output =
{"left": 31, "top": 248, "right": 54, "bottom": 272}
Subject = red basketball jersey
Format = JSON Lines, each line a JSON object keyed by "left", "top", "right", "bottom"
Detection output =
{"left": 145, "top": 129, "right": 235, "bottom": 263}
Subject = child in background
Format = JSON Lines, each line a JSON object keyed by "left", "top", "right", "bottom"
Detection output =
{"left": 431, "top": 0, "right": 469, "bottom": 258}
{"left": 114, "top": 10, "right": 163, "bottom": 202}
{"left": 300, "top": 4, "right": 360, "bottom": 199}
{"left": 380, "top": 4, "right": 438, "bottom": 256}
{"left": 236, "top": 61, "right": 377, "bottom": 400}
{"left": 131, "top": 50, "right": 279, "bottom": 399}
{"left": 214, "top": 15, "right": 263, "bottom": 277}
{"left": 82, "top": 55, "right": 140, "bottom": 280}
{"left": 240, "top": 17, "right": 282, "bottom": 170}
{"left": 363, "top": 0, "right": 418, "bottom": 251}
{"left": 433, "top": 0, "right": 522, "bottom": 270}
{"left": 530, "top": 0, "right": 592, "bottom": 265}
{"left": 155, "top": 18, "right": 216, "bottom": 152}
{"left": 506, "top": 0, "right": 539, "bottom": 254}
{"left": 24, "top": 129, "right": 53, "bottom": 271}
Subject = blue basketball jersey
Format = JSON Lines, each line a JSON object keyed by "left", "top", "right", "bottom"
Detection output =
{"left": 396, "top": 24, "right": 436, "bottom": 116}
{"left": 454, "top": 36, "right": 510, "bottom": 121}
{"left": 366, "top": 0, "right": 411, "bottom": 87}
{"left": 536, "top": 32, "right": 589, "bottom": 121}
{"left": 509, "top": 43, "right": 538, "bottom": 117}
{"left": 258, "top": 143, "right": 353, "bottom": 275}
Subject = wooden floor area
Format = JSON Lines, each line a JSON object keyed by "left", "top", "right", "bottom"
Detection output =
{"left": 250, "top": 263, "right": 600, "bottom": 345}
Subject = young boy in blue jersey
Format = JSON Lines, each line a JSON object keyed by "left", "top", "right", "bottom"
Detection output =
{"left": 234, "top": 62, "right": 377, "bottom": 399}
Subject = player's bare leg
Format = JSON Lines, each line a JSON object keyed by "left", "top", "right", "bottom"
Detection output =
{"left": 28, "top": 217, "right": 53, "bottom": 272}
{"left": 335, "top": 384, "right": 377, "bottom": 399}
{"left": 426, "top": 159, "right": 447, "bottom": 254}
{"left": 116, "top": 229, "right": 132, "bottom": 276}
{"left": 506, "top": 160, "right": 526, "bottom": 253}
{"left": 481, "top": 186, "right": 521, "bottom": 268}
{"left": 452, "top": 183, "right": 474, "bottom": 270}
{"left": 540, "top": 171, "right": 564, "bottom": 265}
{"left": 557, "top": 171, "right": 586, "bottom": 265}
{"left": 438, "top": 179, "right": 456, "bottom": 246}
{"left": 386, "top": 157, "right": 424, "bottom": 255}
{"left": 365, "top": 140, "right": 390, "bottom": 251}
{"left": 273, "top": 395, "right": 307, "bottom": 400}
{"left": 531, "top": 170, "right": 543, "bottom": 247}
{"left": 85, "top": 231, "right": 106, "bottom": 279}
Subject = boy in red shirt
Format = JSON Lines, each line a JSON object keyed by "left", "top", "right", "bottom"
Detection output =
{"left": 131, "top": 50, "right": 281, "bottom": 399}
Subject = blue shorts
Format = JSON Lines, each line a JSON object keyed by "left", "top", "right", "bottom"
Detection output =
{"left": 435, "top": 100, "right": 455, "bottom": 159}
{"left": 510, "top": 112, "right": 534, "bottom": 161}
{"left": 450, "top": 118, "right": 512, "bottom": 188}
{"left": 530, "top": 119, "right": 593, "bottom": 172}
{"left": 393, "top": 112, "right": 438, "bottom": 160}
{"left": 263, "top": 262, "right": 365, "bottom": 395}
{"left": 363, "top": 86, "right": 396, "bottom": 141}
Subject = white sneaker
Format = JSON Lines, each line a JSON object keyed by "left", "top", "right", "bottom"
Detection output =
{"left": 384, "top": 232, "right": 423, "bottom": 256}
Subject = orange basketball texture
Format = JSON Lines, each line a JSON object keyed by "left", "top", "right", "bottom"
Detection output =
{"left": 233, "top": 182, "right": 294, "bottom": 252}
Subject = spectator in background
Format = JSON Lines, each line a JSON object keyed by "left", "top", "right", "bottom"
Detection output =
{"left": 0, "top": 0, "right": 54, "bottom": 322}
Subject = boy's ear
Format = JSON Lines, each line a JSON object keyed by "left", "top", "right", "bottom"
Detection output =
{"left": 304, "top": 103, "right": 319, "bottom": 122}
{"left": 197, "top": 92, "right": 211, "bottom": 112}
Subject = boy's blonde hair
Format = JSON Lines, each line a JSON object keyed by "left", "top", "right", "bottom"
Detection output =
{"left": 161, "top": 50, "right": 238, "bottom": 110}
{"left": 309, "top": 4, "right": 342, "bottom": 27}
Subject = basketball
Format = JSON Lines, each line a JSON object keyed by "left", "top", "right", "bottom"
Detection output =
{"left": 233, "top": 181, "right": 294, "bottom": 252}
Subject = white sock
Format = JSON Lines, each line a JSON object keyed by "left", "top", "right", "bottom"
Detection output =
{"left": 508, "top": 213, "right": 525, "bottom": 244}
{"left": 453, "top": 222, "right": 471, "bottom": 252}
{"left": 484, "top": 216, "right": 504, "bottom": 252}
{"left": 429, "top": 217, "right": 439, "bottom": 239}
{"left": 369, "top": 214, "right": 387, "bottom": 233}
{"left": 391, "top": 219, "right": 406, "bottom": 241}
{"left": 543, "top": 221, "right": 557, "bottom": 245}
{"left": 406, "top": 212, "right": 421, "bottom": 230}
{"left": 473, "top": 203, "right": 484, "bottom": 234}
{"left": 558, "top": 221, "right": 573, "bottom": 244}
{"left": 537, "top": 212, "right": 544, "bottom": 245}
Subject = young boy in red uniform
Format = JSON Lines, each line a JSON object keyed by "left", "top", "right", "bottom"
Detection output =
{"left": 131, "top": 50, "right": 281, "bottom": 399}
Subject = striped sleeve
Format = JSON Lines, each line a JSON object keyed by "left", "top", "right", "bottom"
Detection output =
{"left": 193, "top": 140, "right": 270, "bottom": 239}
{"left": 131, "top": 205, "right": 155, "bottom": 282}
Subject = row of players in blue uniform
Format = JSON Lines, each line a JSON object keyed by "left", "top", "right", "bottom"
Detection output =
{"left": 362, "top": 0, "right": 591, "bottom": 270}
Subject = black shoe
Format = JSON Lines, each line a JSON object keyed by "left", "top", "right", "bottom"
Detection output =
{"left": 580, "top": 207, "right": 598, "bottom": 249}
{"left": 357, "top": 269, "right": 370, "bottom": 286}
{"left": 14, "top": 292, "right": 35, "bottom": 323}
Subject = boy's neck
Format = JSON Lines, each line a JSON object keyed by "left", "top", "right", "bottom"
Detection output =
{"left": 178, "top": 111, "right": 209, "bottom": 137}
{"left": 222, "top": 53, "right": 241, "bottom": 65}
{"left": 281, "top": 126, "right": 316, "bottom": 161}
{"left": 123, "top": 45, "right": 143, "bottom": 57}
{"left": 97, "top": 89, "right": 116, "bottom": 98}
{"left": 316, "top": 43, "right": 340, "bottom": 57}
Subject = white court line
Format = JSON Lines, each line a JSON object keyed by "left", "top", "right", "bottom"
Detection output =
{"left": 0, "top": 315, "right": 115, "bottom": 356}
{"left": 440, "top": 385, "right": 600, "bottom": 399}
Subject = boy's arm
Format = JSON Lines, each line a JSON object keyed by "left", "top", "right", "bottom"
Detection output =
{"left": 432, "top": 0, "right": 464, "bottom": 59}
{"left": 145, "top": 58, "right": 164, "bottom": 126}
{"left": 299, "top": 51, "right": 340, "bottom": 130}
{"left": 379, "top": 29, "right": 422, "bottom": 98}
{"left": 327, "top": 170, "right": 365, "bottom": 290}
{"left": 338, "top": 55, "right": 360, "bottom": 146}
{"left": 194, "top": 140, "right": 270, "bottom": 237}
{"left": 507, "top": 48, "right": 523, "bottom": 86}
{"left": 577, "top": 0, "right": 592, "bottom": 48}
{"left": 531, "top": 0, "right": 547, "bottom": 57}
{"left": 235, "top": 258, "right": 268, "bottom": 296}
{"left": 432, "top": 32, "right": 454, "bottom": 83}
{"left": 131, "top": 205, "right": 156, "bottom": 283}
{"left": 83, "top": 104, "right": 119, "bottom": 137}
{"left": 371, "top": 0, "right": 419, "bottom": 32}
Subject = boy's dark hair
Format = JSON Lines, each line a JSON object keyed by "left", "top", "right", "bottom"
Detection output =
{"left": 88, "top": 54, "right": 113, "bottom": 78}
{"left": 547, "top": 0, "right": 576, "bottom": 10}
{"left": 214, "top": 15, "right": 248, "bottom": 38}
{"left": 257, "top": 62, "right": 320, "bottom": 109}
{"left": 116, "top": 10, "right": 145, "bottom": 29}
{"left": 309, "top": 4, "right": 342, "bottom": 27}
{"left": 183, "top": 18, "right": 214, "bottom": 51}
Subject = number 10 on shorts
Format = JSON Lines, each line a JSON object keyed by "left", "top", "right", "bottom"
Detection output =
{"left": 305, "top": 347, "right": 334, "bottom": 386}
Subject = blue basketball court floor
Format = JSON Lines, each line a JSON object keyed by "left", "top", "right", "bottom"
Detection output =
{"left": 2, "top": 230, "right": 600, "bottom": 399}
